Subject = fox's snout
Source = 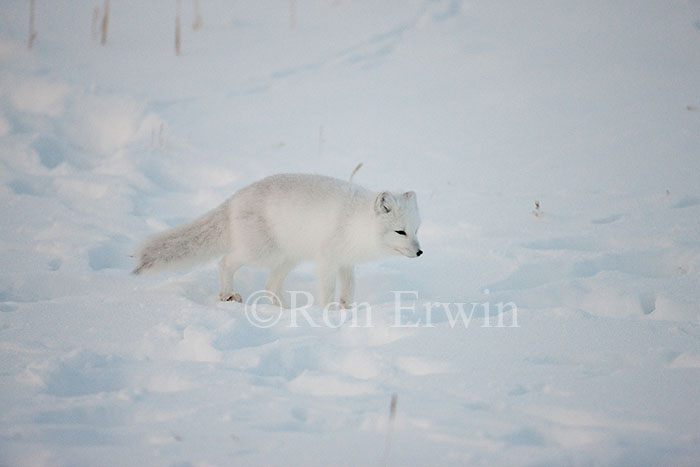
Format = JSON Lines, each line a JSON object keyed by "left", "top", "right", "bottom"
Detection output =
{"left": 394, "top": 246, "right": 423, "bottom": 258}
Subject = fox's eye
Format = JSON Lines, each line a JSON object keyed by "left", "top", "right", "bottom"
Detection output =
{"left": 395, "top": 230, "right": 407, "bottom": 236}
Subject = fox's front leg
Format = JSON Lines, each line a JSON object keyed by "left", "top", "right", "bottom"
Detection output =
{"left": 338, "top": 265, "right": 355, "bottom": 309}
{"left": 316, "top": 260, "right": 338, "bottom": 307}
{"left": 265, "top": 261, "right": 296, "bottom": 308}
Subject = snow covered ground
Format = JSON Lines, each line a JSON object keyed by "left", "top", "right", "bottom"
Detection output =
{"left": 1, "top": 0, "right": 700, "bottom": 465}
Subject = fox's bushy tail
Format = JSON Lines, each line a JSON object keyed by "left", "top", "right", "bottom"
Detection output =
{"left": 133, "top": 203, "right": 230, "bottom": 275}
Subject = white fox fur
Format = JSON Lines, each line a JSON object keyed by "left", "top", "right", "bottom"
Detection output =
{"left": 133, "top": 173, "right": 422, "bottom": 307}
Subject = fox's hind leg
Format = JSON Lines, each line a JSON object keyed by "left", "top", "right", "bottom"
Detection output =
{"left": 338, "top": 265, "right": 355, "bottom": 309}
{"left": 265, "top": 260, "right": 296, "bottom": 308}
{"left": 218, "top": 252, "right": 242, "bottom": 302}
{"left": 316, "top": 260, "right": 338, "bottom": 307}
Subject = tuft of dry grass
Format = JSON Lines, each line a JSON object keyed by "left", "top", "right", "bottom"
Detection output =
{"left": 192, "top": 0, "right": 203, "bottom": 30}
{"left": 28, "top": 0, "right": 37, "bottom": 49}
{"left": 175, "top": 0, "right": 182, "bottom": 56}
{"left": 532, "top": 200, "right": 543, "bottom": 219}
{"left": 91, "top": 7, "right": 100, "bottom": 41}
{"left": 100, "top": 0, "right": 110, "bottom": 46}
{"left": 349, "top": 163, "right": 363, "bottom": 183}
{"left": 380, "top": 393, "right": 398, "bottom": 466}
{"left": 289, "top": 0, "right": 296, "bottom": 29}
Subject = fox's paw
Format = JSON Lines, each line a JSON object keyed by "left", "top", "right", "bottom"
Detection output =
{"left": 220, "top": 292, "right": 242, "bottom": 303}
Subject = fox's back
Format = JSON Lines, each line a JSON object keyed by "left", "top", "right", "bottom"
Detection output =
{"left": 230, "top": 174, "right": 374, "bottom": 261}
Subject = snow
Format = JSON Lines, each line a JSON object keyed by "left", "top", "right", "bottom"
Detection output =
{"left": 1, "top": 0, "right": 700, "bottom": 465}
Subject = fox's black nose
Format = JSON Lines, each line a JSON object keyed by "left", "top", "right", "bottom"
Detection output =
{"left": 416, "top": 250, "right": 423, "bottom": 257}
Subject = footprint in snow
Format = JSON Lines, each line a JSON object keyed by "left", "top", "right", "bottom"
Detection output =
{"left": 30, "top": 349, "right": 125, "bottom": 398}
{"left": 591, "top": 214, "right": 623, "bottom": 225}
{"left": 671, "top": 195, "right": 700, "bottom": 209}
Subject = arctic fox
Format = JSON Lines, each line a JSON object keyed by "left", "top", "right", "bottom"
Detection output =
{"left": 133, "top": 173, "right": 422, "bottom": 307}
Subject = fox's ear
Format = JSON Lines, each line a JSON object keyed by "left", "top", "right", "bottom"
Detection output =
{"left": 375, "top": 191, "right": 395, "bottom": 214}
{"left": 403, "top": 191, "right": 416, "bottom": 201}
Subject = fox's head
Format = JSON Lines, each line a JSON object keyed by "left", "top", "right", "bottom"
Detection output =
{"left": 374, "top": 191, "right": 423, "bottom": 258}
